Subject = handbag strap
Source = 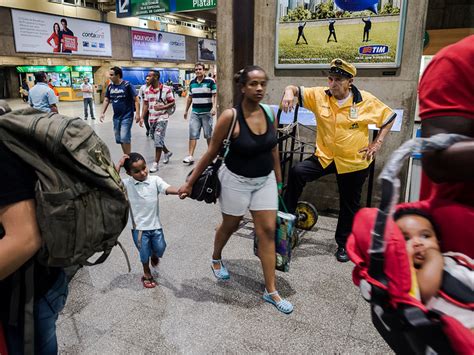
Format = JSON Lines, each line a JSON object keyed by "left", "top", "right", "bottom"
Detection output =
{"left": 217, "top": 108, "right": 237, "bottom": 162}
{"left": 278, "top": 195, "right": 289, "bottom": 213}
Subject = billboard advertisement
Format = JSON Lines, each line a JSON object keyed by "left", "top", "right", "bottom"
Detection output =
{"left": 131, "top": 28, "right": 186, "bottom": 60}
{"left": 117, "top": 0, "right": 217, "bottom": 18}
{"left": 276, "top": 0, "right": 407, "bottom": 69}
{"left": 11, "top": 9, "right": 112, "bottom": 57}
{"left": 197, "top": 38, "right": 216, "bottom": 61}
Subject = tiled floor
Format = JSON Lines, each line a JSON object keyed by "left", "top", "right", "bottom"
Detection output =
{"left": 5, "top": 98, "right": 392, "bottom": 354}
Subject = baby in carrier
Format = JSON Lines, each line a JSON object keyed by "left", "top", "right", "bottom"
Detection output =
{"left": 394, "top": 208, "right": 474, "bottom": 332}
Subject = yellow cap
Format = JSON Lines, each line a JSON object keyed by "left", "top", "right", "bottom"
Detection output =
{"left": 329, "top": 58, "right": 357, "bottom": 78}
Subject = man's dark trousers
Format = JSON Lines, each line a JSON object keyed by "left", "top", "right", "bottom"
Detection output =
{"left": 83, "top": 97, "right": 94, "bottom": 119}
{"left": 284, "top": 155, "right": 370, "bottom": 247}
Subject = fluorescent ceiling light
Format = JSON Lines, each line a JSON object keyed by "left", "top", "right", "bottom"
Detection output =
{"left": 197, "top": 18, "right": 206, "bottom": 23}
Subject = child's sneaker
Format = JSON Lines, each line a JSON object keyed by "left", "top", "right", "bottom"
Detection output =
{"left": 149, "top": 161, "right": 159, "bottom": 173}
{"left": 182, "top": 155, "right": 194, "bottom": 165}
{"left": 163, "top": 151, "right": 173, "bottom": 164}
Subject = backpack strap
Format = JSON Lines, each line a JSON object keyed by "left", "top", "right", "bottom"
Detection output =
{"left": 23, "top": 261, "right": 35, "bottom": 355}
{"left": 8, "top": 260, "right": 35, "bottom": 354}
{"left": 259, "top": 103, "right": 275, "bottom": 123}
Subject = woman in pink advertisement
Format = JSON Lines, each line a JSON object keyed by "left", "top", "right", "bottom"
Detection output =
{"left": 47, "top": 23, "right": 61, "bottom": 53}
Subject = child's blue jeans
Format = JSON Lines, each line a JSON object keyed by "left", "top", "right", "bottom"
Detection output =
{"left": 131, "top": 229, "right": 167, "bottom": 264}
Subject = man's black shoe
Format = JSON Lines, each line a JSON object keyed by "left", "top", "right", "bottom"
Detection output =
{"left": 335, "top": 247, "right": 349, "bottom": 263}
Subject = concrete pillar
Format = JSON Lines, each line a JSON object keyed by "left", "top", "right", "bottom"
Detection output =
{"left": 216, "top": 0, "right": 234, "bottom": 114}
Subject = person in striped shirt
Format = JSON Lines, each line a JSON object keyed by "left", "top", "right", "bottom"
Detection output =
{"left": 183, "top": 62, "right": 217, "bottom": 164}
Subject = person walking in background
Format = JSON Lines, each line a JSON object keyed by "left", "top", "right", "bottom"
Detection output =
{"left": 47, "top": 22, "right": 61, "bottom": 53}
{"left": 327, "top": 19, "right": 337, "bottom": 43}
{"left": 142, "top": 70, "right": 175, "bottom": 173}
{"left": 48, "top": 79, "right": 59, "bottom": 97}
{"left": 138, "top": 74, "right": 152, "bottom": 137}
{"left": 280, "top": 59, "right": 395, "bottom": 263}
{"left": 295, "top": 21, "right": 309, "bottom": 45}
{"left": 80, "top": 77, "right": 95, "bottom": 120}
{"left": 183, "top": 63, "right": 217, "bottom": 165}
{"left": 362, "top": 16, "right": 372, "bottom": 42}
{"left": 20, "top": 79, "right": 29, "bottom": 102}
{"left": 178, "top": 66, "right": 293, "bottom": 315}
{"left": 28, "top": 71, "right": 58, "bottom": 113}
{"left": 100, "top": 66, "right": 140, "bottom": 155}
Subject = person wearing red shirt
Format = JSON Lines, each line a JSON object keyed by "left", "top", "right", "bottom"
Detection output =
{"left": 418, "top": 35, "right": 474, "bottom": 257}
{"left": 47, "top": 23, "right": 61, "bottom": 53}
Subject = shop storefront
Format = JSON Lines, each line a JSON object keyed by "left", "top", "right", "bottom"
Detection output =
{"left": 16, "top": 65, "right": 94, "bottom": 101}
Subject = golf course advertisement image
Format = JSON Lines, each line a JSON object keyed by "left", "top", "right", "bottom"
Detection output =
{"left": 276, "top": 0, "right": 407, "bottom": 69}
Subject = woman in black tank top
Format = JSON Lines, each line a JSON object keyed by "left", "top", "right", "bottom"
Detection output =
{"left": 179, "top": 66, "right": 293, "bottom": 314}
{"left": 224, "top": 104, "right": 277, "bottom": 177}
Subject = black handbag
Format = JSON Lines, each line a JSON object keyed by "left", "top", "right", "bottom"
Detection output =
{"left": 187, "top": 108, "right": 237, "bottom": 203}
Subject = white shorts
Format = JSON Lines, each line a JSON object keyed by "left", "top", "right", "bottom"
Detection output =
{"left": 218, "top": 165, "right": 278, "bottom": 216}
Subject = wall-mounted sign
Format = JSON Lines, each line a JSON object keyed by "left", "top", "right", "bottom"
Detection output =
{"left": 197, "top": 38, "right": 216, "bottom": 61}
{"left": 16, "top": 65, "right": 71, "bottom": 73}
{"left": 275, "top": 0, "right": 407, "bottom": 69}
{"left": 72, "top": 66, "right": 93, "bottom": 72}
{"left": 175, "top": 0, "right": 217, "bottom": 12}
{"left": 131, "top": 28, "right": 186, "bottom": 61}
{"left": 117, "top": 0, "right": 217, "bottom": 18}
{"left": 11, "top": 10, "right": 112, "bottom": 57}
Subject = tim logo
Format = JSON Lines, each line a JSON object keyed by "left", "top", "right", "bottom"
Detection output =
{"left": 359, "top": 45, "right": 389, "bottom": 55}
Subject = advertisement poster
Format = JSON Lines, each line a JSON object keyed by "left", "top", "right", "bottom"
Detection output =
{"left": 197, "top": 38, "right": 216, "bottom": 61}
{"left": 117, "top": 0, "right": 217, "bottom": 18}
{"left": 276, "top": 0, "right": 407, "bottom": 69}
{"left": 11, "top": 10, "right": 112, "bottom": 57}
{"left": 131, "top": 28, "right": 186, "bottom": 60}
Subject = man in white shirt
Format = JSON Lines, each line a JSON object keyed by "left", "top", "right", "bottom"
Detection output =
{"left": 80, "top": 77, "right": 95, "bottom": 120}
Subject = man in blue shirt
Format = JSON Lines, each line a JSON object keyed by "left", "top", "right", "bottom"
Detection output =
{"left": 28, "top": 72, "right": 58, "bottom": 113}
{"left": 100, "top": 66, "right": 140, "bottom": 155}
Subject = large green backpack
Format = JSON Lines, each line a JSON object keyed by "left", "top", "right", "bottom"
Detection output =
{"left": 0, "top": 104, "right": 129, "bottom": 267}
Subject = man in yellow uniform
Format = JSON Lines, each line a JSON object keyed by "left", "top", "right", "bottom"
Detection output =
{"left": 281, "top": 58, "right": 395, "bottom": 262}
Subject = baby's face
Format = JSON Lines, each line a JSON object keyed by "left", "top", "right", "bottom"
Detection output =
{"left": 396, "top": 215, "right": 439, "bottom": 267}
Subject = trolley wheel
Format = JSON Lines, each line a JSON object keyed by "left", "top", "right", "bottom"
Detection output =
{"left": 290, "top": 229, "right": 300, "bottom": 249}
{"left": 295, "top": 201, "right": 318, "bottom": 231}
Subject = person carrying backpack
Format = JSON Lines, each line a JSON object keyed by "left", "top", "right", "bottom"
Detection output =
{"left": 0, "top": 141, "right": 68, "bottom": 354}
{"left": 141, "top": 70, "right": 175, "bottom": 173}
{"left": 0, "top": 99, "right": 129, "bottom": 354}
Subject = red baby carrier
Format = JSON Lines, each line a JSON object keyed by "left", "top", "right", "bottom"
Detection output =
{"left": 346, "top": 134, "right": 474, "bottom": 354}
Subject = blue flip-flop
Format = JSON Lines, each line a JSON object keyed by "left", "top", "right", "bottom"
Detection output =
{"left": 263, "top": 290, "right": 293, "bottom": 314}
{"left": 211, "top": 259, "right": 230, "bottom": 280}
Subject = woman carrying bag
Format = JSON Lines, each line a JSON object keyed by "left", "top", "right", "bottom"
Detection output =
{"left": 178, "top": 66, "right": 293, "bottom": 314}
